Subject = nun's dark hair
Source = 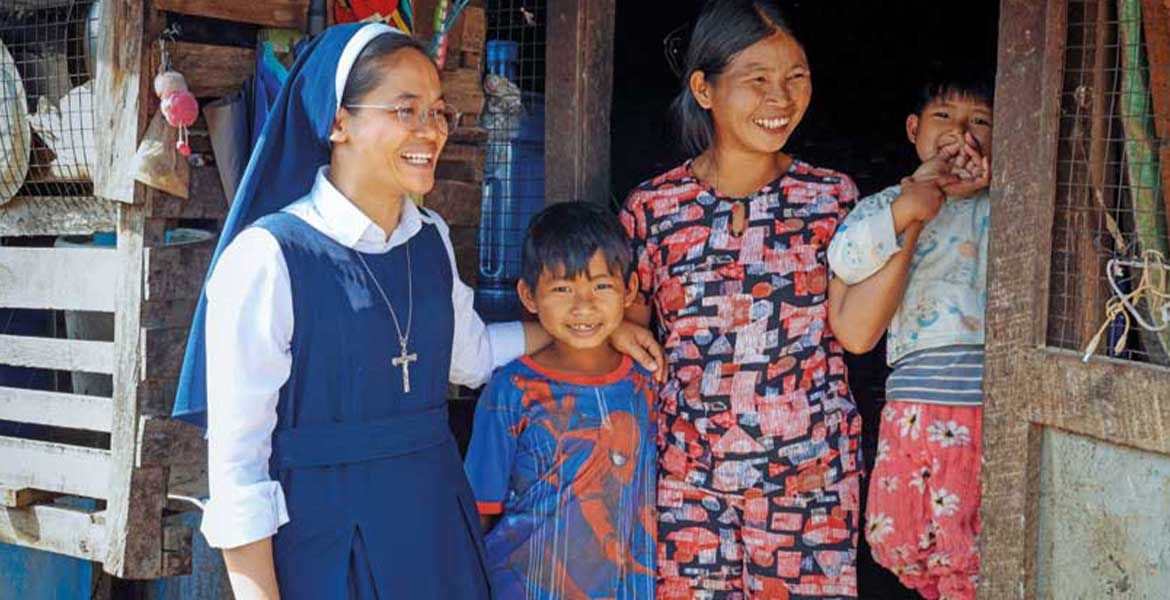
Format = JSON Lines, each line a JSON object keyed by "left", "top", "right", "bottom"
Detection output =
{"left": 671, "top": 1, "right": 795, "bottom": 156}
{"left": 340, "top": 33, "right": 430, "bottom": 105}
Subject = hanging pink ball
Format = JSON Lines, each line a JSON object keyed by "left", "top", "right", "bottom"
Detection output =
{"left": 161, "top": 91, "right": 199, "bottom": 127}
{"left": 176, "top": 140, "right": 191, "bottom": 156}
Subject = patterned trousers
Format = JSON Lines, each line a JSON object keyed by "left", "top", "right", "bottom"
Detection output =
{"left": 657, "top": 473, "right": 860, "bottom": 599}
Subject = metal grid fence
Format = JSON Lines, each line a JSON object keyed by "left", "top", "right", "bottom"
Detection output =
{"left": 1047, "top": 0, "right": 1168, "bottom": 365}
{"left": 0, "top": 0, "right": 97, "bottom": 203}
{"left": 476, "top": 0, "right": 546, "bottom": 321}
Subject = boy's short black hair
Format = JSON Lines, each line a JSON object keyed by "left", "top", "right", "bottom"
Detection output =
{"left": 520, "top": 202, "right": 634, "bottom": 290}
{"left": 913, "top": 66, "right": 996, "bottom": 115}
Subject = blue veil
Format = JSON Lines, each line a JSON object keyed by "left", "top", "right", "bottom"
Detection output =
{"left": 172, "top": 23, "right": 402, "bottom": 426}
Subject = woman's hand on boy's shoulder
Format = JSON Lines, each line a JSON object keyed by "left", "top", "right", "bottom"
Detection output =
{"left": 610, "top": 320, "right": 666, "bottom": 382}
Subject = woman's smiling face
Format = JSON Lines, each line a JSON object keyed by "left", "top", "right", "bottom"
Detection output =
{"left": 691, "top": 30, "right": 812, "bottom": 155}
{"left": 334, "top": 47, "right": 448, "bottom": 198}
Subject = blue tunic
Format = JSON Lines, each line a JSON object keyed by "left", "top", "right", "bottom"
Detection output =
{"left": 256, "top": 211, "right": 490, "bottom": 599}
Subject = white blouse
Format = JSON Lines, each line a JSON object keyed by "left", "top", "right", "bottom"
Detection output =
{"left": 200, "top": 167, "right": 525, "bottom": 549}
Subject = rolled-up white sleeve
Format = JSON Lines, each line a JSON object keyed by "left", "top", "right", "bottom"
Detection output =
{"left": 827, "top": 186, "right": 903, "bottom": 285}
{"left": 200, "top": 228, "right": 294, "bottom": 549}
{"left": 428, "top": 211, "right": 526, "bottom": 388}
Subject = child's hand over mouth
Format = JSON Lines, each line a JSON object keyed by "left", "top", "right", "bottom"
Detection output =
{"left": 944, "top": 132, "right": 990, "bottom": 198}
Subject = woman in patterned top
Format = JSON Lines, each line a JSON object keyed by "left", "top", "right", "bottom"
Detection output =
{"left": 620, "top": 2, "right": 862, "bottom": 598}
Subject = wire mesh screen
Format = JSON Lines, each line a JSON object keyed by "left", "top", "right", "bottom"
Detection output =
{"left": 475, "top": 0, "right": 546, "bottom": 321}
{"left": 0, "top": 0, "right": 97, "bottom": 204}
{"left": 1047, "top": 0, "right": 1169, "bottom": 365}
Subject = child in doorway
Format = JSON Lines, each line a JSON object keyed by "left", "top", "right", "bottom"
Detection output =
{"left": 827, "top": 71, "right": 994, "bottom": 600}
{"left": 465, "top": 201, "right": 657, "bottom": 599}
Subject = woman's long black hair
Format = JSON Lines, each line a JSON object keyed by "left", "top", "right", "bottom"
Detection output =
{"left": 671, "top": 0, "right": 795, "bottom": 156}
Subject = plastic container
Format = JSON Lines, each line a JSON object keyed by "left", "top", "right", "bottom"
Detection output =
{"left": 476, "top": 92, "right": 545, "bottom": 322}
{"left": 485, "top": 40, "right": 519, "bottom": 82}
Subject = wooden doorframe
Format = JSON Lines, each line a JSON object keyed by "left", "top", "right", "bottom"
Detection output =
{"left": 544, "top": 0, "right": 616, "bottom": 206}
{"left": 982, "top": 0, "right": 1170, "bottom": 597}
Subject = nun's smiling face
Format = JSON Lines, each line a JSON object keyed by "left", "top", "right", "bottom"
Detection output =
{"left": 336, "top": 47, "right": 448, "bottom": 199}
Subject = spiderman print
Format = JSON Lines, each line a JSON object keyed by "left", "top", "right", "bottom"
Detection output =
{"left": 465, "top": 356, "right": 657, "bottom": 599}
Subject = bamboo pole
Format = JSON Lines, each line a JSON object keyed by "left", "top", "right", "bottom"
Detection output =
{"left": 1119, "top": 0, "right": 1169, "bottom": 363}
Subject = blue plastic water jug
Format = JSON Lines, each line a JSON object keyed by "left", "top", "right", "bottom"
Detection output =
{"left": 476, "top": 91, "right": 545, "bottom": 322}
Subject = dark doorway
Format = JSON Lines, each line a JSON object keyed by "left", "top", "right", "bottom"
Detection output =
{"left": 610, "top": 2, "right": 1001, "bottom": 598}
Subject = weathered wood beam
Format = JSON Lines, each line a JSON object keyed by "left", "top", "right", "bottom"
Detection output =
{"left": 101, "top": 0, "right": 171, "bottom": 577}
{"left": 152, "top": 0, "right": 309, "bottom": 30}
{"left": 168, "top": 43, "right": 256, "bottom": 100}
{"left": 1022, "top": 349, "right": 1170, "bottom": 454}
{"left": 137, "top": 416, "right": 206, "bottom": 468}
{"left": 140, "top": 327, "right": 191, "bottom": 380}
{"left": 93, "top": 0, "right": 151, "bottom": 204}
{"left": 545, "top": 0, "right": 616, "bottom": 205}
{"left": 981, "top": 0, "right": 1066, "bottom": 598}
{"left": 106, "top": 198, "right": 169, "bottom": 579}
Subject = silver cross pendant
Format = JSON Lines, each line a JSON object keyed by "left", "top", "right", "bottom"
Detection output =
{"left": 391, "top": 340, "right": 418, "bottom": 393}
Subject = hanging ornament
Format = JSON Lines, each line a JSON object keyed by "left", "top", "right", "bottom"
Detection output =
{"left": 152, "top": 32, "right": 199, "bottom": 157}
{"left": 432, "top": 0, "right": 449, "bottom": 69}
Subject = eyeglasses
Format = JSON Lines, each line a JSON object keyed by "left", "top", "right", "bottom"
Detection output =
{"left": 344, "top": 103, "right": 463, "bottom": 134}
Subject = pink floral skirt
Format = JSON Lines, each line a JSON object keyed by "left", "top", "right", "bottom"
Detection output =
{"left": 865, "top": 401, "right": 982, "bottom": 600}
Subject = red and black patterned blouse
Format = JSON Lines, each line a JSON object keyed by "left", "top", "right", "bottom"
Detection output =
{"left": 620, "top": 159, "right": 862, "bottom": 496}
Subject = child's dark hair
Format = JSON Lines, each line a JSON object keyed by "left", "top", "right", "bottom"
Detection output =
{"left": 671, "top": 1, "right": 795, "bottom": 156}
{"left": 520, "top": 202, "right": 634, "bottom": 290}
{"left": 341, "top": 33, "right": 430, "bottom": 106}
{"left": 912, "top": 66, "right": 996, "bottom": 115}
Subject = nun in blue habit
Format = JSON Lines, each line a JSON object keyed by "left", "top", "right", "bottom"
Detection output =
{"left": 172, "top": 23, "right": 529, "bottom": 599}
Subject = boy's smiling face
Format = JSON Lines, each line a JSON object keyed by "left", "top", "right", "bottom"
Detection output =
{"left": 517, "top": 251, "right": 637, "bottom": 352}
{"left": 906, "top": 94, "right": 994, "bottom": 163}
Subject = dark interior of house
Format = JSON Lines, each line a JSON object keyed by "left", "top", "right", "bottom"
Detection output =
{"left": 609, "top": 2, "right": 1001, "bottom": 597}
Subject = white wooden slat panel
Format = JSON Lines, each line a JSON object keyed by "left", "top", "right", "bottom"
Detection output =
{"left": 0, "top": 335, "right": 115, "bottom": 374}
{"left": 0, "top": 386, "right": 112, "bottom": 432}
{"left": 0, "top": 436, "right": 111, "bottom": 499}
{"left": 0, "top": 504, "right": 107, "bottom": 561}
{"left": 0, "top": 247, "right": 118, "bottom": 311}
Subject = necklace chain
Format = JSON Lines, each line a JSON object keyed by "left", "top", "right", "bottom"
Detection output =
{"left": 353, "top": 242, "right": 413, "bottom": 350}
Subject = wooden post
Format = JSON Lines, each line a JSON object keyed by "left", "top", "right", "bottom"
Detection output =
{"left": 544, "top": 0, "right": 616, "bottom": 206}
{"left": 980, "top": 0, "right": 1065, "bottom": 598}
{"left": 94, "top": 0, "right": 169, "bottom": 578}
